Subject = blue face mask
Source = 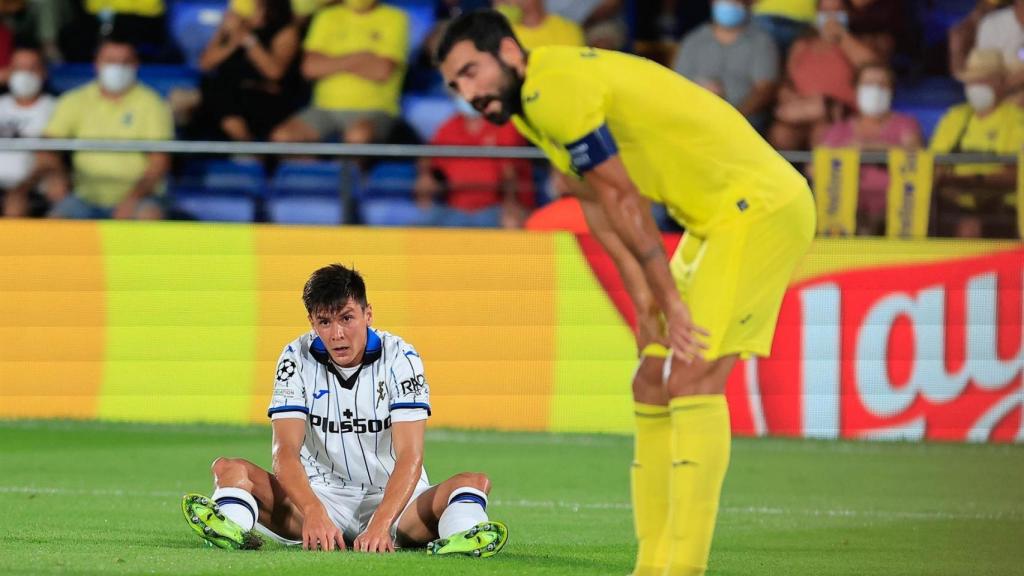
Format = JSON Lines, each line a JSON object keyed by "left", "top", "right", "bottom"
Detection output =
{"left": 712, "top": 1, "right": 747, "bottom": 29}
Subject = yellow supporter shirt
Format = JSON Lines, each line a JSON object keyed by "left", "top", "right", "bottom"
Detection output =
{"left": 303, "top": 3, "right": 408, "bottom": 115}
{"left": 929, "top": 102, "right": 1024, "bottom": 176}
{"left": 45, "top": 82, "right": 173, "bottom": 208}
{"left": 752, "top": 0, "right": 816, "bottom": 23}
{"left": 512, "top": 47, "right": 808, "bottom": 236}
{"left": 85, "top": 0, "right": 164, "bottom": 17}
{"left": 230, "top": 0, "right": 329, "bottom": 18}
{"left": 513, "top": 13, "right": 584, "bottom": 51}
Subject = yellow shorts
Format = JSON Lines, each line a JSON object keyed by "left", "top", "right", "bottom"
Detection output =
{"left": 647, "top": 191, "right": 815, "bottom": 360}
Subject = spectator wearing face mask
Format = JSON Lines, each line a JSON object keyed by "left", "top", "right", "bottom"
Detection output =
{"left": 493, "top": 0, "right": 584, "bottom": 51}
{"left": 413, "top": 96, "right": 535, "bottom": 228}
{"left": 4, "top": 39, "right": 172, "bottom": 220}
{"left": 769, "top": 0, "right": 877, "bottom": 150}
{"left": 930, "top": 48, "right": 1024, "bottom": 238}
{"left": 818, "top": 63, "right": 922, "bottom": 235}
{"left": 673, "top": 0, "right": 779, "bottom": 132}
{"left": 0, "top": 46, "right": 54, "bottom": 217}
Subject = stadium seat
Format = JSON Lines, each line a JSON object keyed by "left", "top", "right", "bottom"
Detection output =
{"left": 48, "top": 64, "right": 200, "bottom": 98}
{"left": 169, "top": 0, "right": 227, "bottom": 69}
{"left": 359, "top": 198, "right": 430, "bottom": 227}
{"left": 202, "top": 159, "right": 267, "bottom": 196}
{"left": 171, "top": 186, "right": 258, "bottom": 222}
{"left": 398, "top": 1, "right": 436, "bottom": 60}
{"left": 401, "top": 93, "right": 457, "bottom": 142}
{"left": 363, "top": 161, "right": 418, "bottom": 199}
{"left": 266, "top": 160, "right": 347, "bottom": 225}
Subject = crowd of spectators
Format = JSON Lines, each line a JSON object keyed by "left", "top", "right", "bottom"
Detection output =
{"left": 0, "top": 0, "right": 1018, "bottom": 239}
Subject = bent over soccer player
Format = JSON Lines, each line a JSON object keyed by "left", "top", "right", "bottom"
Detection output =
{"left": 437, "top": 11, "right": 815, "bottom": 576}
{"left": 181, "top": 264, "right": 508, "bottom": 557}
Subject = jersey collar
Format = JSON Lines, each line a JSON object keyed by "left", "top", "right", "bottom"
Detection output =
{"left": 310, "top": 328, "right": 383, "bottom": 389}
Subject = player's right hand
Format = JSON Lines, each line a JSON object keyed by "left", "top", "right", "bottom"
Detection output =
{"left": 301, "top": 508, "right": 346, "bottom": 552}
{"left": 666, "top": 302, "right": 709, "bottom": 363}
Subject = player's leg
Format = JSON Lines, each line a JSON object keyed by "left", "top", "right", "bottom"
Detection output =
{"left": 630, "top": 353, "right": 672, "bottom": 576}
{"left": 395, "top": 472, "right": 508, "bottom": 557}
{"left": 182, "top": 456, "right": 303, "bottom": 549}
{"left": 664, "top": 354, "right": 737, "bottom": 576}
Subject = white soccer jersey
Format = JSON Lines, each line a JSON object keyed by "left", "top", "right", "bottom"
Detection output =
{"left": 267, "top": 328, "right": 431, "bottom": 492}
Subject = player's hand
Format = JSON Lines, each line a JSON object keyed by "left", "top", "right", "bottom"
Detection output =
{"left": 666, "top": 301, "right": 709, "bottom": 364}
{"left": 636, "top": 310, "right": 668, "bottom": 354}
{"left": 353, "top": 522, "right": 395, "bottom": 553}
{"left": 301, "top": 508, "right": 346, "bottom": 552}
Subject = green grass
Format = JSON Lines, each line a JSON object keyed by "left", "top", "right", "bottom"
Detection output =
{"left": 0, "top": 420, "right": 1022, "bottom": 575}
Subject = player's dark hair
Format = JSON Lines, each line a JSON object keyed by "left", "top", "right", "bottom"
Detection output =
{"left": 303, "top": 264, "right": 368, "bottom": 315}
{"left": 435, "top": 9, "right": 522, "bottom": 64}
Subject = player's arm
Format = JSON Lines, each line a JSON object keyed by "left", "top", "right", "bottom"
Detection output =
{"left": 353, "top": 419, "right": 425, "bottom": 553}
{"left": 271, "top": 418, "right": 346, "bottom": 551}
{"left": 580, "top": 155, "right": 707, "bottom": 361}
{"left": 572, "top": 177, "right": 666, "bottom": 354}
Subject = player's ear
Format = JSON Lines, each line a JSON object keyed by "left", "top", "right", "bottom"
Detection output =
{"left": 364, "top": 304, "right": 373, "bottom": 326}
{"left": 498, "top": 36, "right": 524, "bottom": 69}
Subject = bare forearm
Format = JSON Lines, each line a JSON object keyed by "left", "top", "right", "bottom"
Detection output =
{"left": 605, "top": 188, "right": 679, "bottom": 314}
{"left": 738, "top": 82, "right": 777, "bottom": 118}
{"left": 303, "top": 52, "right": 396, "bottom": 83}
{"left": 245, "top": 41, "right": 286, "bottom": 81}
{"left": 127, "top": 154, "right": 169, "bottom": 200}
{"left": 370, "top": 456, "right": 421, "bottom": 528}
{"left": 199, "top": 36, "right": 239, "bottom": 71}
{"left": 273, "top": 450, "right": 325, "bottom": 515}
{"left": 839, "top": 33, "right": 877, "bottom": 68}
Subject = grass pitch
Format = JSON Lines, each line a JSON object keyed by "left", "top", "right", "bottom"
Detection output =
{"left": 0, "top": 420, "right": 1021, "bottom": 575}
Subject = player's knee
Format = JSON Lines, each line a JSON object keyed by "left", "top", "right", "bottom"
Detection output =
{"left": 453, "top": 472, "right": 491, "bottom": 494}
{"left": 632, "top": 356, "right": 668, "bottom": 403}
{"left": 211, "top": 457, "right": 244, "bottom": 480}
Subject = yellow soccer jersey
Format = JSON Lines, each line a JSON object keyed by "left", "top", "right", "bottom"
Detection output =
{"left": 512, "top": 47, "right": 809, "bottom": 236}
{"left": 45, "top": 82, "right": 173, "bottom": 208}
{"left": 513, "top": 14, "right": 585, "bottom": 51}
{"left": 752, "top": 0, "right": 816, "bottom": 23}
{"left": 86, "top": 0, "right": 164, "bottom": 17}
{"left": 929, "top": 102, "right": 1024, "bottom": 177}
{"left": 303, "top": 3, "right": 409, "bottom": 115}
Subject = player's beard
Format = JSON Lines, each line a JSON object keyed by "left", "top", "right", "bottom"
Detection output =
{"left": 474, "top": 61, "right": 524, "bottom": 126}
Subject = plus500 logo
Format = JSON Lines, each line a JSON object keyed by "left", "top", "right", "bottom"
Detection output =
{"left": 309, "top": 414, "right": 392, "bottom": 434}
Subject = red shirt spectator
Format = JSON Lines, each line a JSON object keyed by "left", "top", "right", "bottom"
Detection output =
{"left": 426, "top": 113, "right": 534, "bottom": 211}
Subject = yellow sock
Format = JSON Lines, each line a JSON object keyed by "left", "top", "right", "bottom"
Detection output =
{"left": 631, "top": 403, "right": 671, "bottom": 576}
{"left": 666, "top": 395, "right": 731, "bottom": 576}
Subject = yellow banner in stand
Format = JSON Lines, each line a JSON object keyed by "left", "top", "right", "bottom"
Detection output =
{"left": 812, "top": 148, "right": 860, "bottom": 237}
{"left": 1018, "top": 150, "right": 1024, "bottom": 239}
{"left": 886, "top": 149, "right": 934, "bottom": 239}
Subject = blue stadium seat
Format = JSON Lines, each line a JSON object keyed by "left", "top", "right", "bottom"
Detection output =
{"left": 362, "top": 161, "right": 418, "bottom": 199}
{"left": 359, "top": 198, "right": 430, "bottom": 226}
{"left": 203, "top": 159, "right": 266, "bottom": 195}
{"left": 396, "top": 1, "right": 436, "bottom": 60}
{"left": 169, "top": 0, "right": 227, "bottom": 69}
{"left": 48, "top": 64, "right": 199, "bottom": 98}
{"left": 171, "top": 186, "right": 258, "bottom": 222}
{"left": 266, "top": 160, "right": 346, "bottom": 225}
{"left": 401, "top": 93, "right": 457, "bottom": 141}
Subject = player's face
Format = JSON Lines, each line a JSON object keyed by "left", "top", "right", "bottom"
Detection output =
{"left": 441, "top": 39, "right": 524, "bottom": 125}
{"left": 309, "top": 299, "right": 373, "bottom": 368}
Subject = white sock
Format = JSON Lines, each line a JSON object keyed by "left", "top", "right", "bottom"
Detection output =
{"left": 438, "top": 487, "right": 489, "bottom": 539}
{"left": 211, "top": 487, "right": 258, "bottom": 531}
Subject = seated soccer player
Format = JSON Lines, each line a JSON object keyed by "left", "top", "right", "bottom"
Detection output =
{"left": 181, "top": 264, "right": 508, "bottom": 557}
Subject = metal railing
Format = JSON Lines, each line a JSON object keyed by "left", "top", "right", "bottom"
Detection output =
{"left": 0, "top": 138, "right": 1017, "bottom": 165}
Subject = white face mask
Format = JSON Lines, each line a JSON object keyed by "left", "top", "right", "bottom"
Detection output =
{"left": 816, "top": 10, "right": 848, "bottom": 30}
{"left": 98, "top": 63, "right": 136, "bottom": 94}
{"left": 8, "top": 70, "right": 42, "bottom": 100}
{"left": 965, "top": 84, "right": 996, "bottom": 112}
{"left": 856, "top": 84, "right": 892, "bottom": 117}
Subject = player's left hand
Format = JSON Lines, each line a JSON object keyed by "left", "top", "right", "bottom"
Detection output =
{"left": 353, "top": 523, "right": 395, "bottom": 553}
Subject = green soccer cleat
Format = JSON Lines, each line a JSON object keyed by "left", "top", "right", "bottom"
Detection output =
{"left": 181, "top": 493, "right": 262, "bottom": 550}
{"left": 426, "top": 521, "right": 508, "bottom": 558}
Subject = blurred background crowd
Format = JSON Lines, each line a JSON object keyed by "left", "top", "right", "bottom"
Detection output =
{"left": 0, "top": 0, "right": 1019, "bottom": 238}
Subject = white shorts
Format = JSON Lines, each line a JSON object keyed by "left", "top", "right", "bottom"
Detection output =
{"left": 256, "top": 481, "right": 434, "bottom": 546}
